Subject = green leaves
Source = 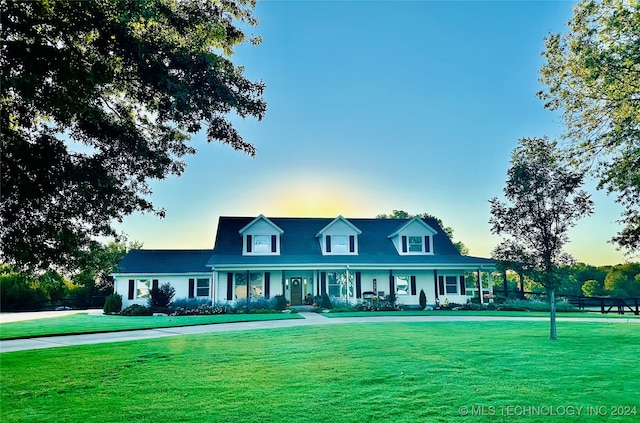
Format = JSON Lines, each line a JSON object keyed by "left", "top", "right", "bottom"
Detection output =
{"left": 1, "top": 0, "right": 266, "bottom": 270}
{"left": 538, "top": 0, "right": 640, "bottom": 252}
{"left": 490, "top": 137, "right": 594, "bottom": 290}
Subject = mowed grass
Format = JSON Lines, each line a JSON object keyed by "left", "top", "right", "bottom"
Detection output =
{"left": 3, "top": 310, "right": 638, "bottom": 340}
{"left": 0, "top": 312, "right": 303, "bottom": 340}
{"left": 2, "top": 321, "right": 639, "bottom": 422}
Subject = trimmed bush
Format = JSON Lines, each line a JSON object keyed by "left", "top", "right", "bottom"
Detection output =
{"left": 271, "top": 295, "right": 288, "bottom": 311}
{"left": 120, "top": 304, "right": 152, "bottom": 316}
{"left": 419, "top": 289, "right": 427, "bottom": 310}
{"left": 103, "top": 293, "right": 122, "bottom": 314}
{"left": 320, "top": 293, "right": 332, "bottom": 309}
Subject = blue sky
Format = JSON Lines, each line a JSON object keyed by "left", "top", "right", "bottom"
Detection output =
{"left": 115, "top": 0, "right": 626, "bottom": 266}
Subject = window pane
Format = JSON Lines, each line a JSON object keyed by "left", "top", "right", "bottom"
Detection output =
{"left": 235, "top": 273, "right": 247, "bottom": 299}
{"left": 196, "top": 278, "right": 209, "bottom": 297}
{"left": 331, "top": 235, "right": 348, "bottom": 253}
{"left": 395, "top": 276, "right": 409, "bottom": 295}
{"left": 253, "top": 235, "right": 270, "bottom": 253}
{"left": 137, "top": 279, "right": 150, "bottom": 298}
{"left": 445, "top": 276, "right": 458, "bottom": 294}
{"left": 327, "top": 271, "right": 353, "bottom": 298}
{"left": 408, "top": 236, "right": 422, "bottom": 252}
{"left": 250, "top": 272, "right": 263, "bottom": 297}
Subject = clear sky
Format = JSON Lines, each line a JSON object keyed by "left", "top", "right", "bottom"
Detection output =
{"left": 114, "top": 0, "right": 628, "bottom": 266}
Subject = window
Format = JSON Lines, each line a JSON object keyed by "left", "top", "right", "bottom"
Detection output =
{"left": 331, "top": 235, "right": 348, "bottom": 253}
{"left": 327, "top": 271, "right": 354, "bottom": 298}
{"left": 408, "top": 236, "right": 422, "bottom": 252}
{"left": 137, "top": 279, "right": 151, "bottom": 299}
{"left": 445, "top": 276, "right": 458, "bottom": 294}
{"left": 395, "top": 276, "right": 409, "bottom": 295}
{"left": 234, "top": 273, "right": 264, "bottom": 299}
{"left": 196, "top": 278, "right": 210, "bottom": 297}
{"left": 252, "top": 235, "right": 270, "bottom": 253}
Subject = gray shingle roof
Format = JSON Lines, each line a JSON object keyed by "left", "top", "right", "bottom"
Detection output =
{"left": 115, "top": 249, "right": 213, "bottom": 274}
{"left": 207, "top": 217, "right": 495, "bottom": 268}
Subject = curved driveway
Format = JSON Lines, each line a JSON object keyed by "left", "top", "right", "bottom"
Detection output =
{"left": 1, "top": 312, "right": 638, "bottom": 353}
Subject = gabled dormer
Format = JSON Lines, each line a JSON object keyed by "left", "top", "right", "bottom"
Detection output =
{"left": 239, "top": 214, "right": 284, "bottom": 255}
{"left": 316, "top": 216, "right": 362, "bottom": 255}
{"left": 388, "top": 217, "right": 437, "bottom": 255}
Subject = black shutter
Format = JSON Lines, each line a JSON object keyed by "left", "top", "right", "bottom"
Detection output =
{"left": 425, "top": 236, "right": 430, "bottom": 253}
{"left": 402, "top": 236, "right": 407, "bottom": 253}
{"left": 460, "top": 276, "right": 466, "bottom": 295}
{"left": 265, "top": 272, "right": 271, "bottom": 298}
{"left": 355, "top": 272, "right": 362, "bottom": 298}
{"left": 325, "top": 235, "right": 331, "bottom": 253}
{"left": 226, "top": 273, "right": 233, "bottom": 300}
{"left": 271, "top": 235, "right": 277, "bottom": 253}
{"left": 349, "top": 235, "right": 355, "bottom": 253}
{"left": 246, "top": 235, "right": 252, "bottom": 253}
{"left": 321, "top": 272, "right": 327, "bottom": 294}
{"left": 188, "top": 278, "right": 195, "bottom": 298}
{"left": 152, "top": 279, "right": 159, "bottom": 291}
{"left": 389, "top": 270, "right": 394, "bottom": 294}
{"left": 434, "top": 270, "right": 439, "bottom": 299}
{"left": 438, "top": 276, "right": 445, "bottom": 296}
{"left": 410, "top": 276, "right": 417, "bottom": 296}
{"left": 128, "top": 279, "right": 134, "bottom": 300}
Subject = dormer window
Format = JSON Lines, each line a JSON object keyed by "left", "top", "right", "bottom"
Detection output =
{"left": 240, "top": 215, "right": 283, "bottom": 256}
{"left": 389, "top": 217, "right": 437, "bottom": 255}
{"left": 326, "top": 235, "right": 355, "bottom": 254}
{"left": 401, "top": 235, "right": 432, "bottom": 254}
{"left": 247, "top": 235, "right": 276, "bottom": 254}
{"left": 318, "top": 216, "right": 361, "bottom": 255}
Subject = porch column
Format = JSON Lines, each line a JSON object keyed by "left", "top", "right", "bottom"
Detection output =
{"left": 477, "top": 269, "right": 483, "bottom": 305}
{"left": 346, "top": 267, "right": 350, "bottom": 304}
{"left": 211, "top": 270, "right": 217, "bottom": 306}
{"left": 488, "top": 271, "right": 494, "bottom": 303}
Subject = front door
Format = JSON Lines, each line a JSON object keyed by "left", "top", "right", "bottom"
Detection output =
{"left": 290, "top": 277, "right": 303, "bottom": 305}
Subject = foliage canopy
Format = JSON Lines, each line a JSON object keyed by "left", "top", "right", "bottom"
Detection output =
{"left": 1, "top": 0, "right": 266, "bottom": 271}
{"left": 538, "top": 0, "right": 640, "bottom": 252}
{"left": 489, "top": 137, "right": 594, "bottom": 339}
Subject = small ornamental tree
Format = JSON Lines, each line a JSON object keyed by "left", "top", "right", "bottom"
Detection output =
{"left": 103, "top": 293, "right": 122, "bottom": 314}
{"left": 148, "top": 283, "right": 176, "bottom": 309}
{"left": 419, "top": 289, "right": 427, "bottom": 310}
{"left": 490, "top": 137, "right": 593, "bottom": 340}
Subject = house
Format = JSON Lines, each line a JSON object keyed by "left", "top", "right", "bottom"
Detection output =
{"left": 113, "top": 215, "right": 496, "bottom": 308}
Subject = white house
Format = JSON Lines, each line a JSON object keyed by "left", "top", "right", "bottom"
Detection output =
{"left": 113, "top": 215, "right": 496, "bottom": 308}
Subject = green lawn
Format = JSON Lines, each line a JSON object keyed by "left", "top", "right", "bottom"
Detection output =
{"left": 322, "top": 310, "right": 640, "bottom": 319}
{"left": 2, "top": 321, "right": 639, "bottom": 422}
{"left": 0, "top": 312, "right": 302, "bottom": 340}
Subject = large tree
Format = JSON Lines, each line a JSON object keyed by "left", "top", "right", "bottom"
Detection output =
{"left": 538, "top": 0, "right": 640, "bottom": 252}
{"left": 1, "top": 0, "right": 266, "bottom": 271}
{"left": 489, "top": 137, "right": 593, "bottom": 340}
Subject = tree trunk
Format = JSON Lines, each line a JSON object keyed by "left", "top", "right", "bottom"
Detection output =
{"left": 549, "top": 288, "right": 558, "bottom": 340}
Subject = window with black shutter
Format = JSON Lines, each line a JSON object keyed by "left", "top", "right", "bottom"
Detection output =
{"left": 410, "top": 276, "right": 417, "bottom": 296}
{"left": 128, "top": 279, "right": 134, "bottom": 300}
{"left": 349, "top": 235, "right": 355, "bottom": 253}
{"left": 188, "top": 278, "right": 195, "bottom": 298}
{"left": 226, "top": 273, "right": 233, "bottom": 300}
{"left": 325, "top": 235, "right": 331, "bottom": 253}
{"left": 271, "top": 235, "right": 277, "bottom": 253}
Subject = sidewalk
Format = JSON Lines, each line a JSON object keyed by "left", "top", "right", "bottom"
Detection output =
{"left": 1, "top": 312, "right": 638, "bottom": 353}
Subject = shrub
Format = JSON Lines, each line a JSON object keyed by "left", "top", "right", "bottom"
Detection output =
{"left": 148, "top": 282, "right": 176, "bottom": 309}
{"left": 271, "top": 295, "right": 288, "bottom": 311}
{"left": 171, "top": 303, "right": 230, "bottom": 316}
{"left": 103, "top": 293, "right": 122, "bottom": 314}
{"left": 419, "top": 289, "right": 427, "bottom": 310}
{"left": 0, "top": 272, "right": 46, "bottom": 311}
{"left": 330, "top": 299, "right": 358, "bottom": 312}
{"left": 171, "top": 297, "right": 210, "bottom": 309}
{"left": 320, "top": 293, "right": 332, "bottom": 309}
{"left": 120, "top": 304, "right": 152, "bottom": 316}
